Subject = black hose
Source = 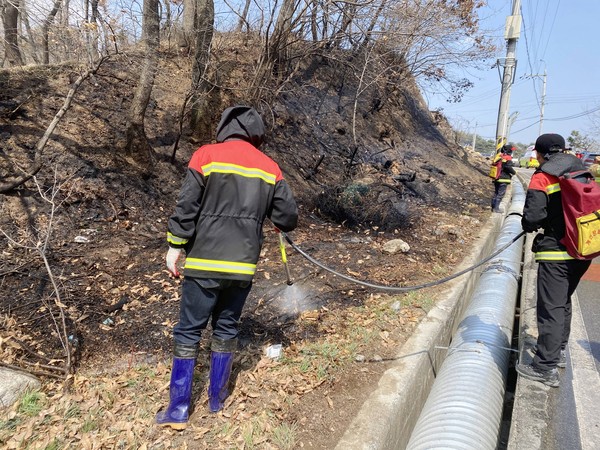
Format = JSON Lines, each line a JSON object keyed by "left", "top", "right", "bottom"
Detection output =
{"left": 282, "top": 230, "right": 527, "bottom": 292}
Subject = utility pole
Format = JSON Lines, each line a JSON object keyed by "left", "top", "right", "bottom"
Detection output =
{"left": 523, "top": 66, "right": 548, "bottom": 136}
{"left": 495, "top": 0, "right": 522, "bottom": 152}
{"left": 472, "top": 122, "right": 477, "bottom": 152}
{"left": 539, "top": 67, "right": 547, "bottom": 135}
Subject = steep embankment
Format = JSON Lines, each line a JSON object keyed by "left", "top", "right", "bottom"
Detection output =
{"left": 0, "top": 39, "right": 493, "bottom": 449}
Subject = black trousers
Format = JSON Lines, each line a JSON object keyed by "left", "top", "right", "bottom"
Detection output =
{"left": 173, "top": 277, "right": 252, "bottom": 346}
{"left": 491, "top": 181, "right": 508, "bottom": 210}
{"left": 533, "top": 259, "right": 591, "bottom": 371}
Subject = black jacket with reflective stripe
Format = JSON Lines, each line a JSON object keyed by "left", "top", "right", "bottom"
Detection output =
{"left": 522, "top": 152, "right": 585, "bottom": 261}
{"left": 167, "top": 139, "right": 298, "bottom": 280}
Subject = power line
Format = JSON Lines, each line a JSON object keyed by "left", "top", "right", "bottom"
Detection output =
{"left": 544, "top": 105, "right": 600, "bottom": 121}
{"left": 511, "top": 105, "right": 600, "bottom": 134}
{"left": 539, "top": 0, "right": 561, "bottom": 61}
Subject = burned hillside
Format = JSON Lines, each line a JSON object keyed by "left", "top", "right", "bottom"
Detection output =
{"left": 1, "top": 35, "right": 492, "bottom": 449}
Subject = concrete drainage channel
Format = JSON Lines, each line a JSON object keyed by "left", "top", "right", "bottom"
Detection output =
{"left": 335, "top": 181, "right": 526, "bottom": 450}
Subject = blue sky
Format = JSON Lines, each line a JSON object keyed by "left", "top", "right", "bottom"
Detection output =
{"left": 424, "top": 0, "right": 600, "bottom": 147}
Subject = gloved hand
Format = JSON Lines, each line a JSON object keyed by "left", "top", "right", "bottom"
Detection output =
{"left": 166, "top": 247, "right": 184, "bottom": 277}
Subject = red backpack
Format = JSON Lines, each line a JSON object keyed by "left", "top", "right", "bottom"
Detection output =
{"left": 558, "top": 170, "right": 600, "bottom": 259}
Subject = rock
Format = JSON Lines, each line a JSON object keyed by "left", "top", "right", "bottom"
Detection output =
{"left": 0, "top": 367, "right": 40, "bottom": 408}
{"left": 382, "top": 239, "right": 410, "bottom": 254}
{"left": 390, "top": 301, "right": 402, "bottom": 312}
{"left": 355, "top": 354, "right": 366, "bottom": 363}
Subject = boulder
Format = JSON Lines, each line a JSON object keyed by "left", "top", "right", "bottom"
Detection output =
{"left": 0, "top": 367, "right": 40, "bottom": 408}
{"left": 382, "top": 238, "right": 410, "bottom": 254}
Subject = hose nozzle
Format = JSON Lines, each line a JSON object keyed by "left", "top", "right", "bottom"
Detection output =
{"left": 278, "top": 230, "right": 294, "bottom": 286}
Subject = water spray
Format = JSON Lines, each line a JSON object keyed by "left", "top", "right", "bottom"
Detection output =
{"left": 277, "top": 230, "right": 294, "bottom": 285}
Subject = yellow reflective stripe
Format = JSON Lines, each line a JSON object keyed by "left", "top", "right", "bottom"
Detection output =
{"left": 497, "top": 179, "right": 512, "bottom": 183}
{"left": 546, "top": 183, "right": 560, "bottom": 194}
{"left": 167, "top": 232, "right": 188, "bottom": 246}
{"left": 535, "top": 250, "right": 574, "bottom": 261}
{"left": 202, "top": 162, "right": 276, "bottom": 185}
{"left": 185, "top": 258, "right": 257, "bottom": 275}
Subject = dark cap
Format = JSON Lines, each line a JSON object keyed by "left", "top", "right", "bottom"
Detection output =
{"left": 501, "top": 144, "right": 514, "bottom": 154}
{"left": 534, "top": 133, "right": 565, "bottom": 155}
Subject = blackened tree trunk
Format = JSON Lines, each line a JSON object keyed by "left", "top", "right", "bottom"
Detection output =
{"left": 189, "top": 0, "right": 214, "bottom": 138}
{"left": 1, "top": 0, "right": 24, "bottom": 66}
{"left": 124, "top": 0, "right": 159, "bottom": 162}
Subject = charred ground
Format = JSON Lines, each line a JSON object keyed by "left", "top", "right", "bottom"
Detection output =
{"left": 1, "top": 39, "right": 493, "bottom": 449}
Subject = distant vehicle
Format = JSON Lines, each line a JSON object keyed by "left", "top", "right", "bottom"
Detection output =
{"left": 519, "top": 146, "right": 540, "bottom": 168}
{"left": 581, "top": 152, "right": 600, "bottom": 169}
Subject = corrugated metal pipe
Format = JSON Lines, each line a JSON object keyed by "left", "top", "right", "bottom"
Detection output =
{"left": 406, "top": 181, "right": 526, "bottom": 450}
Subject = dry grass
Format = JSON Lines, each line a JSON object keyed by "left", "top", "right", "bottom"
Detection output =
{"left": 0, "top": 292, "right": 424, "bottom": 450}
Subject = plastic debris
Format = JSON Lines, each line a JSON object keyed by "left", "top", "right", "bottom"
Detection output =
{"left": 265, "top": 344, "right": 282, "bottom": 359}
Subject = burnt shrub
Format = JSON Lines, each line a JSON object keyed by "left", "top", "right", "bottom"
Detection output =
{"left": 315, "top": 182, "right": 414, "bottom": 230}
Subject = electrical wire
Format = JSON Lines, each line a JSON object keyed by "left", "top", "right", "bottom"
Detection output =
{"left": 281, "top": 230, "right": 526, "bottom": 292}
{"left": 511, "top": 104, "right": 600, "bottom": 134}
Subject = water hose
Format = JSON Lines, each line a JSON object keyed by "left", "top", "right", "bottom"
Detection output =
{"left": 281, "top": 230, "right": 526, "bottom": 292}
{"left": 278, "top": 230, "right": 294, "bottom": 285}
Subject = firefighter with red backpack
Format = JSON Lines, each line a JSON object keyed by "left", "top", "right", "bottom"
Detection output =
{"left": 517, "top": 133, "right": 594, "bottom": 387}
{"left": 490, "top": 144, "right": 517, "bottom": 213}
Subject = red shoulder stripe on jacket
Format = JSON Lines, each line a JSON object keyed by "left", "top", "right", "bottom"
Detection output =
{"left": 529, "top": 172, "right": 557, "bottom": 192}
{"left": 188, "top": 141, "right": 283, "bottom": 182}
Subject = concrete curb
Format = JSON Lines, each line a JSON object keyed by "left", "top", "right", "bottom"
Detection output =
{"left": 335, "top": 211, "right": 505, "bottom": 449}
{"left": 569, "top": 292, "right": 600, "bottom": 449}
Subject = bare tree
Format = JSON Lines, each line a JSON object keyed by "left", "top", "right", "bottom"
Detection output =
{"left": 188, "top": 0, "right": 214, "bottom": 137}
{"left": 0, "top": 170, "right": 77, "bottom": 378}
{"left": 236, "top": 0, "right": 251, "bottom": 32}
{"left": 124, "top": 0, "right": 160, "bottom": 161}
{"left": 1, "top": 0, "right": 24, "bottom": 66}
{"left": 89, "top": 0, "right": 100, "bottom": 59}
{"left": 268, "top": 0, "right": 296, "bottom": 73}
{"left": 41, "top": 0, "right": 62, "bottom": 64}
{"left": 16, "top": 0, "right": 40, "bottom": 64}
{"left": 179, "top": 0, "right": 197, "bottom": 52}
{"left": 326, "top": 1, "right": 358, "bottom": 48}
{"left": 379, "top": 0, "right": 495, "bottom": 100}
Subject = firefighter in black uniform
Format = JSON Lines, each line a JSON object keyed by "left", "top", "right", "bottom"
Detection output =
{"left": 491, "top": 144, "right": 517, "bottom": 213}
{"left": 156, "top": 106, "right": 298, "bottom": 429}
{"left": 516, "top": 133, "right": 592, "bottom": 387}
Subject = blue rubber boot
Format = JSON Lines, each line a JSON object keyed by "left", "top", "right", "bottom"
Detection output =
{"left": 208, "top": 338, "right": 237, "bottom": 413}
{"left": 156, "top": 343, "right": 197, "bottom": 430}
